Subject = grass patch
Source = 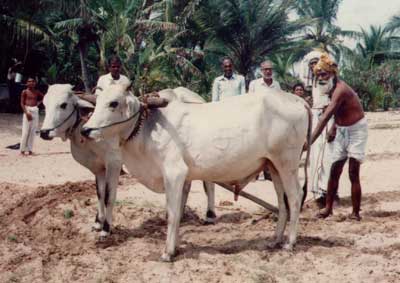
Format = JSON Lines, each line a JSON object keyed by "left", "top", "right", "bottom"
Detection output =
{"left": 8, "top": 235, "right": 17, "bottom": 242}
{"left": 63, "top": 209, "right": 74, "bottom": 219}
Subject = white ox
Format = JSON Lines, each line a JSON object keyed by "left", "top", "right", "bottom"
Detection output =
{"left": 40, "top": 84, "right": 216, "bottom": 238}
{"left": 82, "top": 85, "right": 311, "bottom": 261}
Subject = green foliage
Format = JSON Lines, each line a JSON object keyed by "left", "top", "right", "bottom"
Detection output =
{"left": 63, "top": 209, "right": 74, "bottom": 219}
{"left": 341, "top": 58, "right": 400, "bottom": 111}
{"left": 196, "top": 0, "right": 308, "bottom": 81}
{"left": 7, "top": 234, "right": 17, "bottom": 242}
{"left": 1, "top": 0, "right": 400, "bottom": 110}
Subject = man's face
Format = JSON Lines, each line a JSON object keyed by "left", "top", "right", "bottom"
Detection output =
{"left": 316, "top": 71, "right": 334, "bottom": 94}
{"left": 222, "top": 60, "right": 233, "bottom": 78}
{"left": 309, "top": 59, "right": 318, "bottom": 73}
{"left": 317, "top": 71, "right": 332, "bottom": 81}
{"left": 109, "top": 62, "right": 121, "bottom": 78}
{"left": 294, "top": 86, "right": 305, "bottom": 97}
{"left": 261, "top": 63, "right": 273, "bottom": 79}
{"left": 27, "top": 79, "right": 36, "bottom": 88}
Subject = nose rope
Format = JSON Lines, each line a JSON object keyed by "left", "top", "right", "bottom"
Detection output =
{"left": 42, "top": 106, "right": 78, "bottom": 133}
{"left": 83, "top": 106, "right": 144, "bottom": 141}
{"left": 84, "top": 106, "right": 142, "bottom": 131}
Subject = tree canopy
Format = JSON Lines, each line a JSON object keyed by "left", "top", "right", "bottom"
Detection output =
{"left": 1, "top": 0, "right": 400, "bottom": 110}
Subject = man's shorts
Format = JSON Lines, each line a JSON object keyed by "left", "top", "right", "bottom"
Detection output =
{"left": 330, "top": 117, "right": 368, "bottom": 163}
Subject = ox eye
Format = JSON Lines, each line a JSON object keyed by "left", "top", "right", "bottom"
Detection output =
{"left": 109, "top": 101, "right": 119, "bottom": 108}
{"left": 60, "top": 102, "right": 68, "bottom": 109}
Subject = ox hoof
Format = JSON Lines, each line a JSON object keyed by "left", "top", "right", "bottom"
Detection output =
{"left": 282, "top": 243, "right": 294, "bottom": 251}
{"left": 267, "top": 240, "right": 282, "bottom": 249}
{"left": 92, "top": 222, "right": 102, "bottom": 232}
{"left": 160, "top": 253, "right": 174, "bottom": 263}
{"left": 99, "top": 230, "right": 110, "bottom": 239}
{"left": 204, "top": 217, "right": 216, "bottom": 225}
{"left": 204, "top": 210, "right": 217, "bottom": 225}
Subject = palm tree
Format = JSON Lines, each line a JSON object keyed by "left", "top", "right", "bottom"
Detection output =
{"left": 356, "top": 25, "right": 400, "bottom": 67}
{"left": 386, "top": 15, "right": 400, "bottom": 33}
{"left": 0, "top": 1, "right": 55, "bottom": 76}
{"left": 268, "top": 53, "right": 298, "bottom": 91}
{"left": 54, "top": 0, "right": 106, "bottom": 92}
{"left": 195, "top": 0, "right": 308, "bottom": 81}
{"left": 294, "top": 0, "right": 356, "bottom": 58}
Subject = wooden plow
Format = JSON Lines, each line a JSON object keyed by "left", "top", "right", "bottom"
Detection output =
{"left": 215, "top": 182, "right": 278, "bottom": 214}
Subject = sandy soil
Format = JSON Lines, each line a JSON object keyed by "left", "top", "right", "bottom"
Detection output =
{"left": 1, "top": 112, "right": 400, "bottom": 283}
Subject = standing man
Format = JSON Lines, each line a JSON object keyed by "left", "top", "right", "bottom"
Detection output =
{"left": 301, "top": 50, "right": 334, "bottom": 206}
{"left": 20, "top": 77, "right": 44, "bottom": 155}
{"left": 305, "top": 54, "right": 367, "bottom": 221}
{"left": 212, "top": 58, "right": 245, "bottom": 102}
{"left": 95, "top": 55, "right": 131, "bottom": 95}
{"left": 248, "top": 60, "right": 281, "bottom": 93}
{"left": 77, "top": 55, "right": 131, "bottom": 104}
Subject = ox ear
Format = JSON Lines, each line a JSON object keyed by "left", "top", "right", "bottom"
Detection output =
{"left": 126, "top": 95, "right": 139, "bottom": 116}
{"left": 124, "top": 83, "right": 133, "bottom": 95}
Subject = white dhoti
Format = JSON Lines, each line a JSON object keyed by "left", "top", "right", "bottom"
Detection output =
{"left": 20, "top": 106, "right": 39, "bottom": 152}
{"left": 309, "top": 108, "right": 334, "bottom": 197}
{"left": 330, "top": 117, "right": 368, "bottom": 163}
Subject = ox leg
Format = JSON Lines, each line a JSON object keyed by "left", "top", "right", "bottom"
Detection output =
{"left": 266, "top": 162, "right": 288, "bottom": 248}
{"left": 100, "top": 160, "right": 122, "bottom": 238}
{"left": 280, "top": 169, "right": 302, "bottom": 250}
{"left": 203, "top": 181, "right": 216, "bottom": 224}
{"left": 93, "top": 172, "right": 107, "bottom": 232}
{"left": 181, "top": 181, "right": 191, "bottom": 219}
{"left": 161, "top": 167, "right": 187, "bottom": 262}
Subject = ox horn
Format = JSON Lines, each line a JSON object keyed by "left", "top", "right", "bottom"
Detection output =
{"left": 145, "top": 97, "right": 169, "bottom": 109}
{"left": 141, "top": 92, "right": 169, "bottom": 109}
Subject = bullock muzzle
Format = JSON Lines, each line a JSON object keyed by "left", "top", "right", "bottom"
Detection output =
{"left": 40, "top": 129, "right": 53, "bottom": 140}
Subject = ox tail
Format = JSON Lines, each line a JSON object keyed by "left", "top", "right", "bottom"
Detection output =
{"left": 301, "top": 103, "right": 313, "bottom": 210}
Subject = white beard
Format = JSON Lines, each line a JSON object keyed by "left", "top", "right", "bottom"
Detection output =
{"left": 316, "top": 78, "right": 334, "bottom": 95}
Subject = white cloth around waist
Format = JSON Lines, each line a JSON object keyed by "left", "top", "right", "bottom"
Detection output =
{"left": 331, "top": 117, "right": 368, "bottom": 163}
{"left": 25, "top": 106, "right": 39, "bottom": 112}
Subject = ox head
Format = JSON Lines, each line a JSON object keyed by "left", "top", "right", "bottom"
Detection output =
{"left": 81, "top": 84, "right": 141, "bottom": 141}
{"left": 40, "top": 84, "right": 94, "bottom": 141}
{"left": 81, "top": 85, "right": 169, "bottom": 141}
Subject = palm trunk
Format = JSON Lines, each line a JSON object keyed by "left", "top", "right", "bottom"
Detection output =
{"left": 78, "top": 44, "right": 91, "bottom": 93}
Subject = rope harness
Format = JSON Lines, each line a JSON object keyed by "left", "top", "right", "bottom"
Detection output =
{"left": 42, "top": 106, "right": 80, "bottom": 135}
{"left": 85, "top": 93, "right": 164, "bottom": 142}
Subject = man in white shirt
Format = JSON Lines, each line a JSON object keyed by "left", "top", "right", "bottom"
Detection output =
{"left": 78, "top": 55, "right": 131, "bottom": 104}
{"left": 212, "top": 58, "right": 245, "bottom": 101}
{"left": 95, "top": 55, "right": 131, "bottom": 96}
{"left": 248, "top": 60, "right": 281, "bottom": 94}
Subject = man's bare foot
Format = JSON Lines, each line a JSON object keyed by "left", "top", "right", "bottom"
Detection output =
{"left": 317, "top": 208, "right": 332, "bottom": 219}
{"left": 348, "top": 213, "right": 361, "bottom": 221}
{"left": 20, "top": 151, "right": 25, "bottom": 156}
{"left": 333, "top": 194, "right": 340, "bottom": 207}
{"left": 315, "top": 194, "right": 326, "bottom": 209}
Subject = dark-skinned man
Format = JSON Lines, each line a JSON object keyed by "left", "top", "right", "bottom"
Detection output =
{"left": 304, "top": 53, "right": 368, "bottom": 221}
{"left": 212, "top": 58, "right": 245, "bottom": 102}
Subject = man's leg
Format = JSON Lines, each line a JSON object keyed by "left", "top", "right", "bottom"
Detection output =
{"left": 318, "top": 159, "right": 346, "bottom": 218}
{"left": 20, "top": 113, "right": 29, "bottom": 154}
{"left": 27, "top": 109, "right": 39, "bottom": 153}
{"left": 348, "top": 158, "right": 362, "bottom": 220}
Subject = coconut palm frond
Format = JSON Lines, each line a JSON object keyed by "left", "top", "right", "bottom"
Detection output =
{"left": 135, "top": 20, "right": 178, "bottom": 32}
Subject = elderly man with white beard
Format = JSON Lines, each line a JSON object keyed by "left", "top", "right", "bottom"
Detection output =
{"left": 301, "top": 50, "right": 336, "bottom": 207}
{"left": 304, "top": 53, "right": 367, "bottom": 221}
{"left": 248, "top": 60, "right": 281, "bottom": 93}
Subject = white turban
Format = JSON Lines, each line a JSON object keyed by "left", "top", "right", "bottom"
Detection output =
{"left": 300, "top": 50, "right": 324, "bottom": 88}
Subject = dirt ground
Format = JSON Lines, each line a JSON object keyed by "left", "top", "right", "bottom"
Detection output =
{"left": 1, "top": 112, "right": 400, "bottom": 283}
